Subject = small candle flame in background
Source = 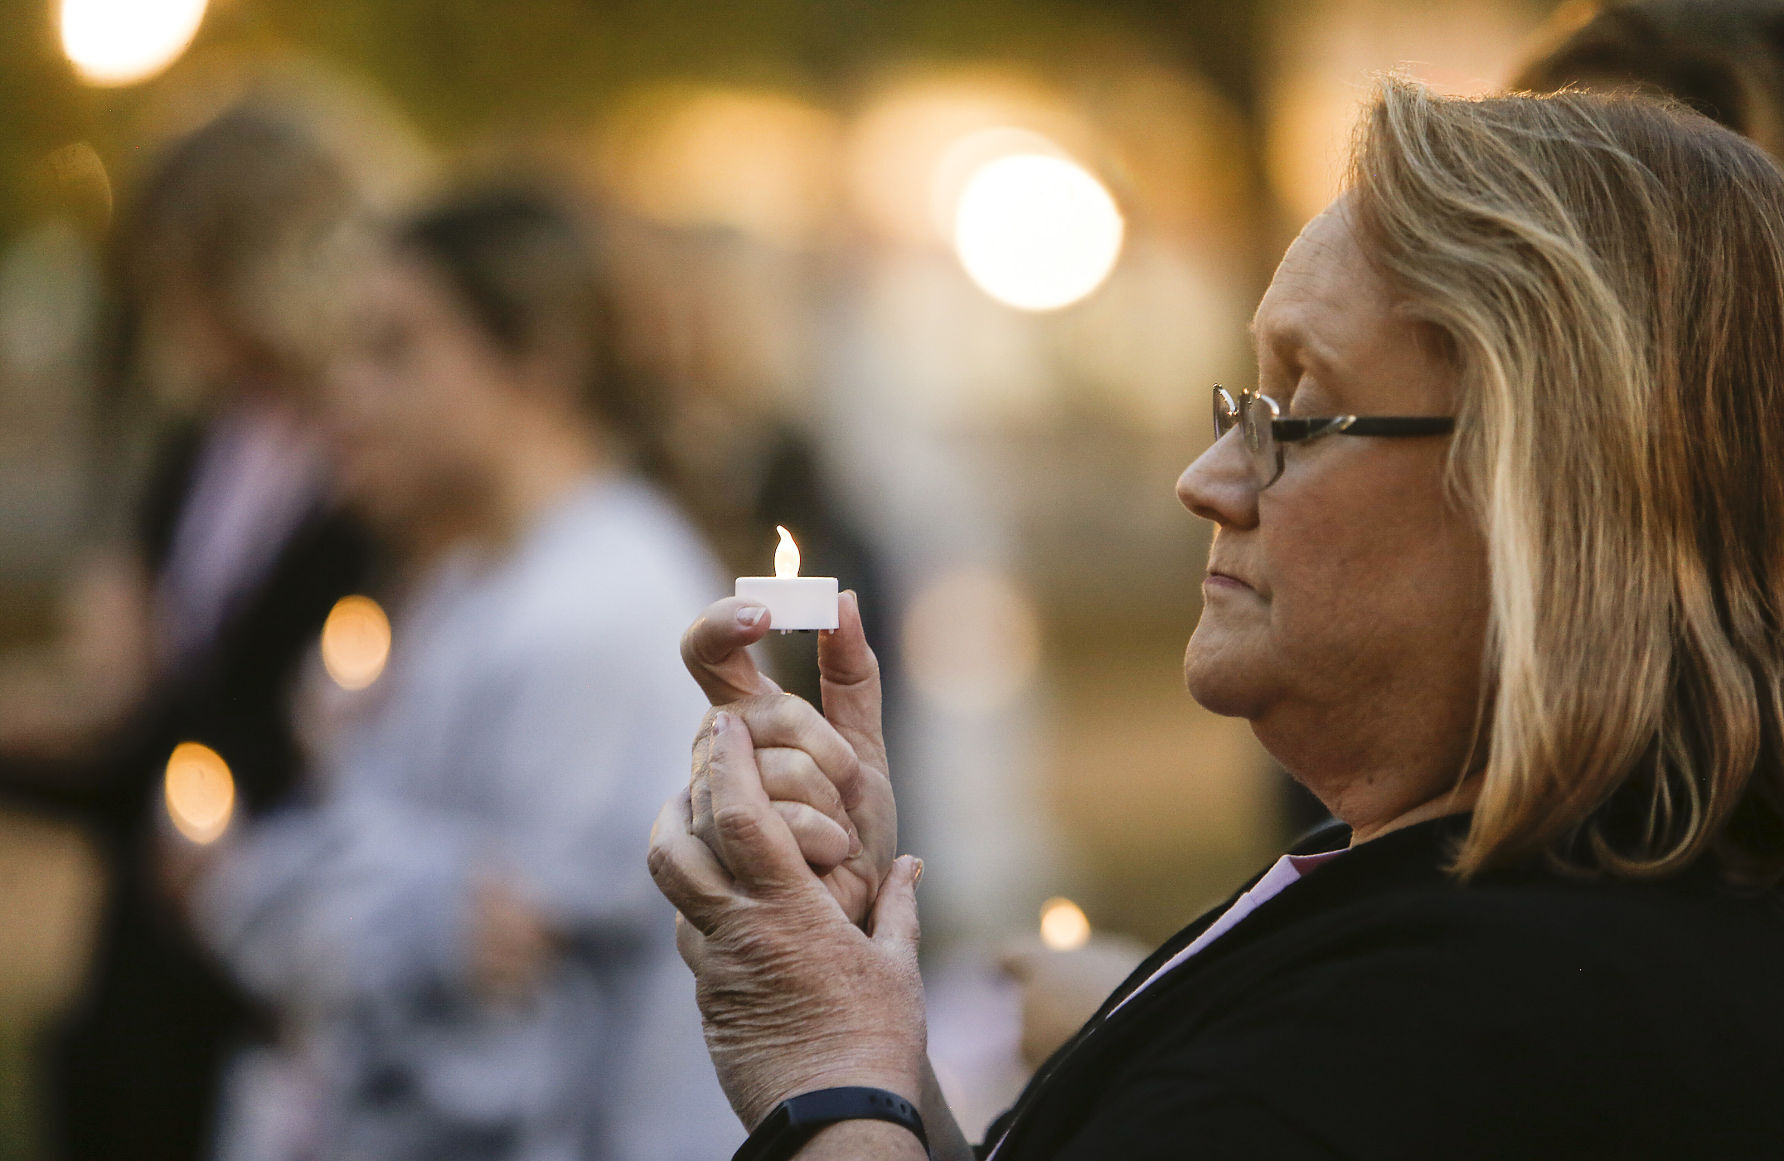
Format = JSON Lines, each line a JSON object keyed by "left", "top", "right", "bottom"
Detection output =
{"left": 321, "top": 595, "right": 392, "bottom": 691}
{"left": 164, "top": 742, "right": 235, "bottom": 844}
{"left": 1039, "top": 896, "right": 1092, "bottom": 951}
{"left": 774, "top": 525, "right": 802, "bottom": 578}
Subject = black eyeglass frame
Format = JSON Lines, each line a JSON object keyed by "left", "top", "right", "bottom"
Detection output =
{"left": 1212, "top": 383, "right": 1456, "bottom": 489}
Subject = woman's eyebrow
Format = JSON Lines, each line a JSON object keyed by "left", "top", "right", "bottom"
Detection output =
{"left": 1252, "top": 317, "right": 1338, "bottom": 382}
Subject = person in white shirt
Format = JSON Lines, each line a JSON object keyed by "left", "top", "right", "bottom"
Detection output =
{"left": 194, "top": 185, "right": 739, "bottom": 1161}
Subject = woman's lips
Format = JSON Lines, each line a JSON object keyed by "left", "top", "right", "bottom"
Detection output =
{"left": 1203, "top": 570, "right": 1253, "bottom": 593}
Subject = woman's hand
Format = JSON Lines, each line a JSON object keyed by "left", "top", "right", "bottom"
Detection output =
{"left": 680, "top": 592, "right": 896, "bottom": 925}
{"left": 648, "top": 708, "right": 927, "bottom": 1129}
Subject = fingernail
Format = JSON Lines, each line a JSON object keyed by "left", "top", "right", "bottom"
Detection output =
{"left": 712, "top": 710, "right": 730, "bottom": 732}
{"left": 848, "top": 830, "right": 864, "bottom": 859}
{"left": 911, "top": 857, "right": 925, "bottom": 886}
{"left": 736, "top": 606, "right": 765, "bottom": 628}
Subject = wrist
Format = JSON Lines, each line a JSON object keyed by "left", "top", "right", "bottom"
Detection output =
{"left": 801, "top": 1118, "right": 929, "bottom": 1160}
{"left": 735, "top": 1086, "right": 928, "bottom": 1161}
{"left": 734, "top": 1036, "right": 924, "bottom": 1129}
{"left": 743, "top": 1068, "right": 922, "bottom": 1132}
{"left": 792, "top": 1059, "right": 923, "bottom": 1109}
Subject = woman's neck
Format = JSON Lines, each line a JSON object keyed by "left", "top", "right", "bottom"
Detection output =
{"left": 1257, "top": 681, "right": 1484, "bottom": 848}
{"left": 1342, "top": 776, "right": 1479, "bottom": 846}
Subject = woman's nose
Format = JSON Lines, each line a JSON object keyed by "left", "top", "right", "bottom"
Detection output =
{"left": 1177, "top": 427, "right": 1260, "bottom": 528}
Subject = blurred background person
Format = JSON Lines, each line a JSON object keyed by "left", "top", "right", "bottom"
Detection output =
{"left": 189, "top": 184, "right": 738, "bottom": 1161}
{"left": 0, "top": 99, "right": 379, "bottom": 1161}
{"left": 1513, "top": 0, "right": 1784, "bottom": 156}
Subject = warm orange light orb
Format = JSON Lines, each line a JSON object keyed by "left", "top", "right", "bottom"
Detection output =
{"left": 1040, "top": 897, "right": 1092, "bottom": 951}
{"left": 60, "top": 0, "right": 208, "bottom": 86}
{"left": 164, "top": 742, "right": 235, "bottom": 844}
{"left": 321, "top": 595, "right": 391, "bottom": 692}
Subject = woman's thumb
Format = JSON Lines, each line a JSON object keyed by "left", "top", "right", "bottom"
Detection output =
{"left": 868, "top": 855, "right": 923, "bottom": 957}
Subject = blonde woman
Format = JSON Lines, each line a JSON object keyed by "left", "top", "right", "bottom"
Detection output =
{"left": 650, "top": 79, "right": 1784, "bottom": 1161}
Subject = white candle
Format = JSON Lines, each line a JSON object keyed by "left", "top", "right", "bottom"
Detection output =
{"left": 736, "top": 526, "right": 838, "bottom": 631}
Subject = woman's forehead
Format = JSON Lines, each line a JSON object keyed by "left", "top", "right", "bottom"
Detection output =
{"left": 1249, "top": 207, "right": 1457, "bottom": 411}
{"left": 1254, "top": 208, "right": 1374, "bottom": 336}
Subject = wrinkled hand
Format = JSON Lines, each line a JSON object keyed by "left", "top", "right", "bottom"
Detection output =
{"left": 680, "top": 592, "right": 895, "bottom": 925}
{"left": 649, "top": 709, "right": 926, "bottom": 1128}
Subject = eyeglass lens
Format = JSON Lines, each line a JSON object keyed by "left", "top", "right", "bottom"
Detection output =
{"left": 1211, "top": 385, "right": 1280, "bottom": 489}
{"left": 1213, "top": 386, "right": 1237, "bottom": 439}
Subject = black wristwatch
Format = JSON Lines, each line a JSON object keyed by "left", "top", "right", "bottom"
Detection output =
{"left": 733, "top": 1086, "right": 929, "bottom": 1161}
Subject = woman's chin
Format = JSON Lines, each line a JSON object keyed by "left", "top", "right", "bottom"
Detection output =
{"left": 1182, "top": 632, "right": 1268, "bottom": 719}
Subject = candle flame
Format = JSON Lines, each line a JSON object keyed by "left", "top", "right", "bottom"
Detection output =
{"left": 774, "top": 525, "right": 802, "bottom": 578}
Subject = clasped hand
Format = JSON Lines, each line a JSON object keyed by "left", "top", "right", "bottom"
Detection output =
{"left": 648, "top": 593, "right": 927, "bottom": 1130}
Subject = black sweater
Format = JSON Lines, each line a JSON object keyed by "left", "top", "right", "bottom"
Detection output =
{"left": 983, "top": 817, "right": 1784, "bottom": 1160}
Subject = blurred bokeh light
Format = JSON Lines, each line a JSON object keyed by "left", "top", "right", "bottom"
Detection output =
{"left": 60, "top": 0, "right": 208, "bottom": 86}
{"left": 847, "top": 72, "right": 1098, "bottom": 248}
{"left": 320, "top": 595, "right": 392, "bottom": 692}
{"left": 598, "top": 85, "right": 841, "bottom": 248}
{"left": 929, "top": 127, "right": 1063, "bottom": 241}
{"left": 953, "top": 151, "right": 1124, "bottom": 312}
{"left": 1039, "top": 896, "right": 1091, "bottom": 951}
{"left": 163, "top": 742, "right": 235, "bottom": 845}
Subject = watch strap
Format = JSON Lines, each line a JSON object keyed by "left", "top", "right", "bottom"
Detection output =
{"left": 733, "top": 1086, "right": 928, "bottom": 1161}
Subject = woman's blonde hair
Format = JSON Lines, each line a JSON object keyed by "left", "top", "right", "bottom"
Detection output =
{"left": 1349, "top": 77, "right": 1784, "bottom": 882}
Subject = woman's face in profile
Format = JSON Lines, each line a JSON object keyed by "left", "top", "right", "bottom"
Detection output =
{"left": 322, "top": 250, "right": 519, "bottom": 535}
{"left": 1177, "top": 203, "right": 1490, "bottom": 805}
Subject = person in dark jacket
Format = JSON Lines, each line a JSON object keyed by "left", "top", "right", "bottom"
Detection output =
{"left": 648, "top": 79, "right": 1784, "bottom": 1160}
{"left": 0, "top": 102, "right": 378, "bottom": 1161}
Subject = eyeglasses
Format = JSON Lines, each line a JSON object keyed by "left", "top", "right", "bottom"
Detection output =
{"left": 1212, "top": 384, "right": 1456, "bottom": 490}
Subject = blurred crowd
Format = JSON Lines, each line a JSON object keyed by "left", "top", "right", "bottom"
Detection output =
{"left": 0, "top": 65, "right": 903, "bottom": 1156}
{"left": 4, "top": 1, "right": 1784, "bottom": 1160}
